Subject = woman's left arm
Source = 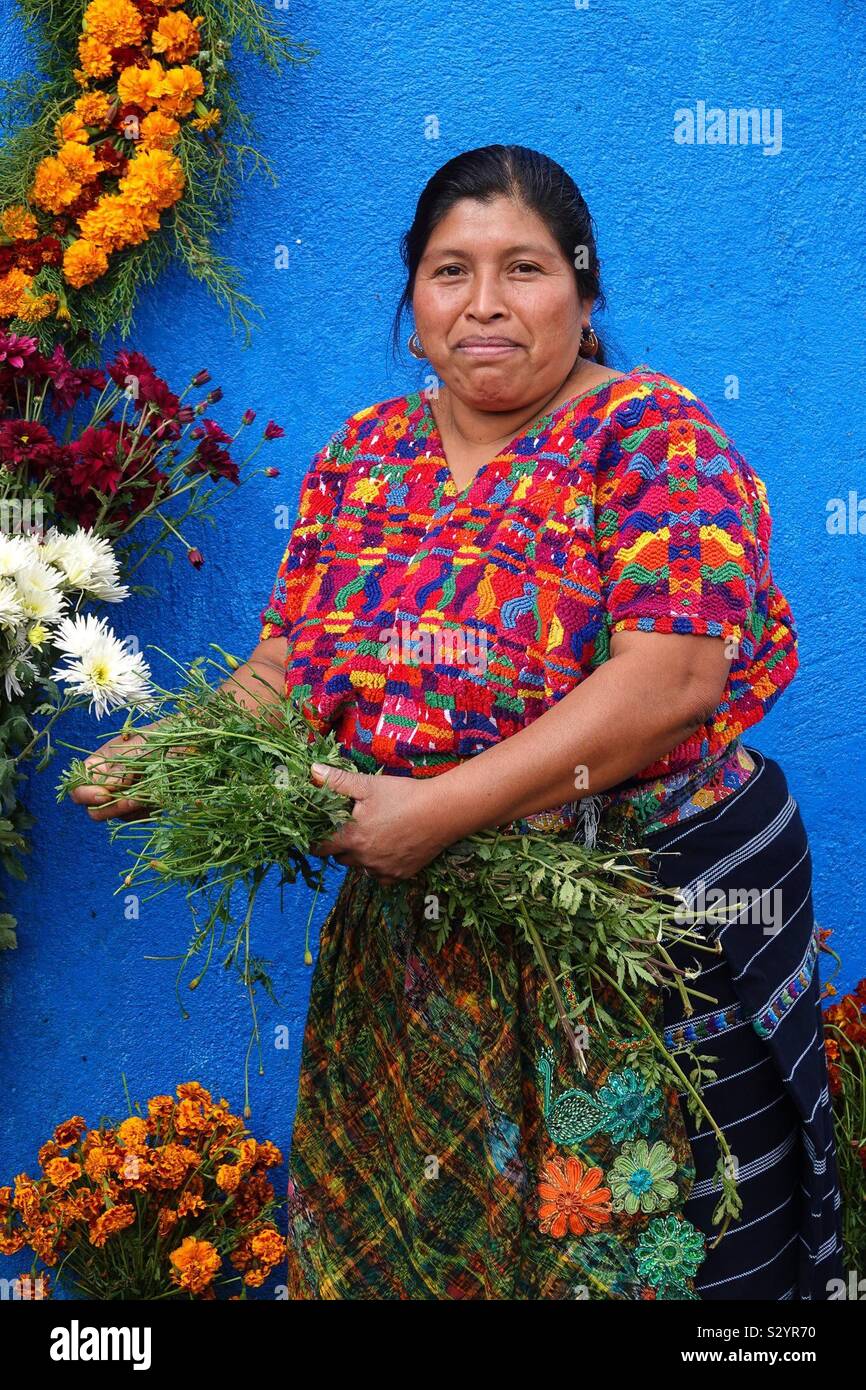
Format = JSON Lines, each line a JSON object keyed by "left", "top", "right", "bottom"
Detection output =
{"left": 311, "top": 628, "right": 731, "bottom": 881}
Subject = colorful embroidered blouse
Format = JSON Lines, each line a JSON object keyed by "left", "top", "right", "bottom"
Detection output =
{"left": 258, "top": 366, "right": 798, "bottom": 831}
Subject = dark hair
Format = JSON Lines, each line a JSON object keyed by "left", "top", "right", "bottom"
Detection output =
{"left": 391, "top": 144, "right": 609, "bottom": 367}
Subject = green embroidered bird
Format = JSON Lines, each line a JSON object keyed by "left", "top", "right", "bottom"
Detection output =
{"left": 537, "top": 1047, "right": 611, "bottom": 1146}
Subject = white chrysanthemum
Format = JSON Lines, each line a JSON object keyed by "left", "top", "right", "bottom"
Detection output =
{"left": 39, "top": 528, "right": 129, "bottom": 603}
{"left": 51, "top": 613, "right": 154, "bottom": 717}
{"left": 14, "top": 560, "right": 66, "bottom": 625}
{"left": 0, "top": 578, "right": 24, "bottom": 631}
{"left": 0, "top": 533, "right": 37, "bottom": 579}
{"left": 0, "top": 635, "right": 37, "bottom": 700}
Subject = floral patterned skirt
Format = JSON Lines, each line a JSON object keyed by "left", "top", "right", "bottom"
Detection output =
{"left": 284, "top": 864, "right": 708, "bottom": 1300}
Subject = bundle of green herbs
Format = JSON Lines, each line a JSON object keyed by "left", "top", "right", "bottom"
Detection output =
{"left": 56, "top": 653, "right": 741, "bottom": 1237}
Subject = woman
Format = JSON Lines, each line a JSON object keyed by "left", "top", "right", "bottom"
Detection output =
{"left": 74, "top": 145, "right": 842, "bottom": 1301}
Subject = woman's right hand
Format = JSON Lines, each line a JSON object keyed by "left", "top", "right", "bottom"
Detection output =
{"left": 68, "top": 727, "right": 155, "bottom": 822}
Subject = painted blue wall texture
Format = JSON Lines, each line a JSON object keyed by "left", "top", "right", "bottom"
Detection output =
{"left": 1, "top": 0, "right": 864, "bottom": 1294}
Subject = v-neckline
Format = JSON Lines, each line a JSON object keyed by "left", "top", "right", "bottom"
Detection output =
{"left": 415, "top": 366, "right": 649, "bottom": 501}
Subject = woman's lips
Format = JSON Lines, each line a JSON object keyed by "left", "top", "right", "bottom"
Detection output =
{"left": 455, "top": 342, "right": 520, "bottom": 358}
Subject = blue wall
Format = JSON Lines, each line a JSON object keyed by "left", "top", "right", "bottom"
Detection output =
{"left": 2, "top": 0, "right": 864, "bottom": 1294}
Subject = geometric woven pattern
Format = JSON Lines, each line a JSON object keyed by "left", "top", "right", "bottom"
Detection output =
{"left": 259, "top": 366, "right": 798, "bottom": 797}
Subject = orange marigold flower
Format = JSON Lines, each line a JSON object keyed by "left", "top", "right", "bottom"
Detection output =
{"left": 1, "top": 204, "right": 39, "bottom": 240}
{"left": 31, "top": 158, "right": 82, "bottom": 214}
{"left": 171, "top": 1095, "right": 211, "bottom": 1137}
{"left": 175, "top": 1081, "right": 213, "bottom": 1104}
{"left": 169, "top": 1236, "right": 221, "bottom": 1294}
{"left": 63, "top": 237, "right": 109, "bottom": 288}
{"left": 189, "top": 107, "right": 221, "bottom": 134}
{"left": 0, "top": 267, "right": 33, "bottom": 317}
{"left": 233, "top": 1172, "right": 274, "bottom": 1223}
{"left": 176, "top": 1192, "right": 206, "bottom": 1218}
{"left": 82, "top": 0, "right": 145, "bottom": 47}
{"left": 156, "top": 64, "right": 204, "bottom": 119}
{"left": 157, "top": 1207, "right": 179, "bottom": 1238}
{"left": 250, "top": 1227, "right": 286, "bottom": 1266}
{"left": 117, "top": 60, "right": 166, "bottom": 113}
{"left": 236, "top": 1139, "right": 259, "bottom": 1171}
{"left": 216, "top": 1163, "right": 241, "bottom": 1193}
{"left": 147, "top": 1094, "right": 175, "bottom": 1125}
{"left": 229, "top": 1236, "right": 252, "bottom": 1271}
{"left": 0, "top": 1232, "right": 26, "bottom": 1256}
{"left": 60, "top": 1187, "right": 102, "bottom": 1223}
{"left": 116, "top": 1145, "right": 153, "bottom": 1189}
{"left": 43, "top": 1157, "right": 82, "bottom": 1189}
{"left": 538, "top": 1154, "right": 612, "bottom": 1239}
{"left": 121, "top": 148, "right": 185, "bottom": 212}
{"left": 78, "top": 195, "right": 135, "bottom": 251}
{"left": 29, "top": 1227, "right": 62, "bottom": 1266}
{"left": 37, "top": 1141, "right": 63, "bottom": 1169}
{"left": 57, "top": 140, "right": 103, "bottom": 184}
{"left": 77, "top": 36, "right": 115, "bottom": 81}
{"left": 139, "top": 111, "right": 181, "bottom": 150}
{"left": 116, "top": 1117, "right": 149, "bottom": 1151}
{"left": 243, "top": 1267, "right": 267, "bottom": 1287}
{"left": 55, "top": 113, "right": 88, "bottom": 146}
{"left": 150, "top": 1143, "right": 198, "bottom": 1189}
{"left": 89, "top": 1203, "right": 136, "bottom": 1248}
{"left": 151, "top": 12, "right": 202, "bottom": 63}
{"left": 252, "top": 1141, "right": 283, "bottom": 1169}
{"left": 82, "top": 1143, "right": 117, "bottom": 1182}
{"left": 74, "top": 90, "right": 112, "bottom": 126}
{"left": 19, "top": 291, "right": 59, "bottom": 324}
{"left": 12, "top": 1174, "right": 43, "bottom": 1220}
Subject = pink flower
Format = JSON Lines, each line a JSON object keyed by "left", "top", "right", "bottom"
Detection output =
{"left": 264, "top": 420, "right": 284, "bottom": 441}
{"left": 0, "top": 332, "right": 38, "bottom": 370}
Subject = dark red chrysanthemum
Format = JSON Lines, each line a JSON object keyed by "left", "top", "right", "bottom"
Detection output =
{"left": 202, "top": 419, "right": 233, "bottom": 446}
{"left": 94, "top": 141, "right": 128, "bottom": 175}
{"left": 66, "top": 182, "right": 104, "bottom": 221}
{"left": 186, "top": 437, "right": 240, "bottom": 485}
{"left": 110, "top": 45, "right": 148, "bottom": 70}
{"left": 264, "top": 420, "right": 285, "bottom": 441}
{"left": 69, "top": 422, "right": 133, "bottom": 496}
{"left": 107, "top": 350, "right": 155, "bottom": 388}
{"left": 0, "top": 417, "right": 54, "bottom": 467}
{"left": 44, "top": 345, "right": 107, "bottom": 413}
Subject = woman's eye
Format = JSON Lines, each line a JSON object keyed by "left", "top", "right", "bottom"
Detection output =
{"left": 433, "top": 264, "right": 465, "bottom": 277}
{"left": 512, "top": 263, "right": 540, "bottom": 274}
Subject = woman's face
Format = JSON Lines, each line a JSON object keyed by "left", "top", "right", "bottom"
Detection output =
{"left": 411, "top": 194, "right": 593, "bottom": 411}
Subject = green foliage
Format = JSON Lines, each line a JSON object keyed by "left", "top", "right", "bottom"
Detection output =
{"left": 57, "top": 653, "right": 742, "bottom": 1221}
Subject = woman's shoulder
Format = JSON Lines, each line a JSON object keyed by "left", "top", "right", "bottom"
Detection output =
{"left": 608, "top": 363, "right": 726, "bottom": 428}
{"left": 319, "top": 391, "right": 423, "bottom": 458}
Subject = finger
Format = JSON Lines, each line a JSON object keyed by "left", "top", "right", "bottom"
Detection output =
{"left": 309, "top": 763, "right": 372, "bottom": 801}
{"left": 310, "top": 825, "right": 354, "bottom": 856}
{"left": 81, "top": 761, "right": 137, "bottom": 791}
{"left": 71, "top": 784, "right": 115, "bottom": 807}
{"left": 86, "top": 797, "right": 146, "bottom": 822}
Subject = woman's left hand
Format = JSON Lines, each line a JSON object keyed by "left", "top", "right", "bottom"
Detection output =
{"left": 308, "top": 762, "right": 449, "bottom": 884}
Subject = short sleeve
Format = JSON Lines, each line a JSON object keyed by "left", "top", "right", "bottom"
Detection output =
{"left": 258, "top": 424, "right": 352, "bottom": 642}
{"left": 594, "top": 388, "right": 760, "bottom": 644}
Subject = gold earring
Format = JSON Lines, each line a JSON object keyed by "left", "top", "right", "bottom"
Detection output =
{"left": 579, "top": 323, "right": 599, "bottom": 358}
{"left": 408, "top": 330, "right": 426, "bottom": 359}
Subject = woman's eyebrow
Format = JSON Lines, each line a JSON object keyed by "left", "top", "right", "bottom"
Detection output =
{"left": 421, "top": 242, "right": 552, "bottom": 259}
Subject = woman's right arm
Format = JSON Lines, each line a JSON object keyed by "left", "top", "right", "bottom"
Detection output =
{"left": 69, "top": 636, "right": 289, "bottom": 822}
